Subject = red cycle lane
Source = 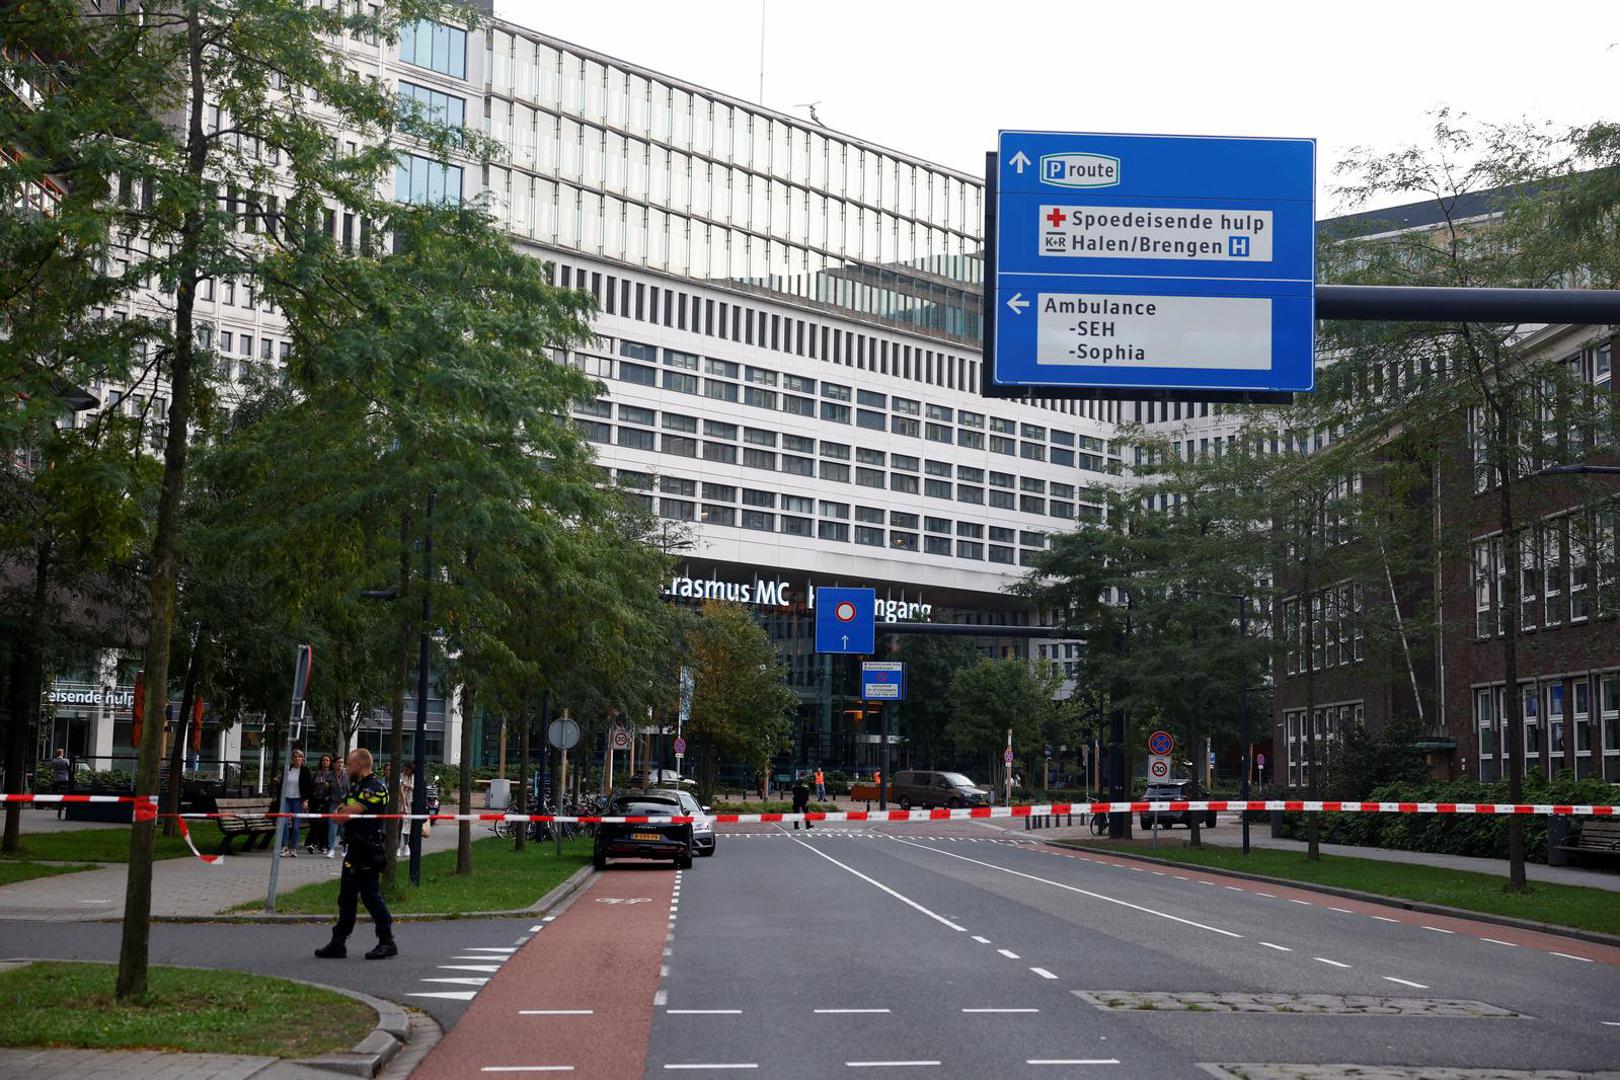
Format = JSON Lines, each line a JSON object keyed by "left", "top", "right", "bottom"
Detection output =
{"left": 412, "top": 867, "right": 674, "bottom": 1080}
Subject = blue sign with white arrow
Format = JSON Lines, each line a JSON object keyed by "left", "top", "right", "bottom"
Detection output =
{"left": 815, "top": 587, "right": 875, "bottom": 655}
{"left": 989, "top": 131, "right": 1315, "bottom": 396}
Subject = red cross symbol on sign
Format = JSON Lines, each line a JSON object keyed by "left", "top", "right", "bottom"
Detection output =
{"left": 1045, "top": 207, "right": 1067, "bottom": 228}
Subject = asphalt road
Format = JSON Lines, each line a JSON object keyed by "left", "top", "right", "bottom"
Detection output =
{"left": 5, "top": 823, "right": 1619, "bottom": 1078}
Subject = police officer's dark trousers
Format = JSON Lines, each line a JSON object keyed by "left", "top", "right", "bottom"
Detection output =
{"left": 334, "top": 864, "right": 393, "bottom": 943}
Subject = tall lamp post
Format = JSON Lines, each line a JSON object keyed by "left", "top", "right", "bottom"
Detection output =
{"left": 360, "top": 490, "right": 435, "bottom": 889}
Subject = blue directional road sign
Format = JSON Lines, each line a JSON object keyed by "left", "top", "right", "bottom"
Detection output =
{"left": 861, "top": 661, "right": 906, "bottom": 701}
{"left": 815, "top": 587, "right": 875, "bottom": 655}
{"left": 989, "top": 131, "right": 1315, "bottom": 396}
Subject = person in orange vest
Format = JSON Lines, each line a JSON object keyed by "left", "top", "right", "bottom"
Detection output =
{"left": 814, "top": 766, "right": 826, "bottom": 803}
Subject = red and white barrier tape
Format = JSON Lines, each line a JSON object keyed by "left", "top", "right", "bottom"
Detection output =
{"left": 8, "top": 794, "right": 1618, "bottom": 824}
{"left": 166, "top": 799, "right": 1620, "bottom": 825}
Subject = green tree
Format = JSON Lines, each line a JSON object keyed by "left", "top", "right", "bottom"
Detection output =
{"left": 684, "top": 602, "right": 795, "bottom": 806}
{"left": 946, "top": 657, "right": 1057, "bottom": 795}
{"left": 891, "top": 634, "right": 980, "bottom": 768}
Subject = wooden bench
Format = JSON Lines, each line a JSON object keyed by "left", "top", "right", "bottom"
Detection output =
{"left": 210, "top": 796, "right": 279, "bottom": 854}
{"left": 1556, "top": 820, "right": 1620, "bottom": 863}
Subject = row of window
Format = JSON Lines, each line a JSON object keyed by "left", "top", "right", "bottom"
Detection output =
{"left": 616, "top": 470, "right": 1049, "bottom": 563}
{"left": 584, "top": 419, "right": 1103, "bottom": 523}
{"left": 1467, "top": 344, "right": 1615, "bottom": 494}
{"left": 1281, "top": 703, "right": 1363, "bottom": 788}
{"left": 1474, "top": 673, "right": 1620, "bottom": 783}
{"left": 1280, "top": 584, "right": 1367, "bottom": 677}
{"left": 1471, "top": 509, "right": 1620, "bottom": 638}
{"left": 484, "top": 29, "right": 981, "bottom": 239}
{"left": 552, "top": 262, "right": 1127, "bottom": 428}
{"left": 400, "top": 18, "right": 467, "bottom": 80}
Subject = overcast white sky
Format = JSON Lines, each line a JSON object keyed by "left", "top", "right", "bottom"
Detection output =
{"left": 496, "top": 0, "right": 1617, "bottom": 215}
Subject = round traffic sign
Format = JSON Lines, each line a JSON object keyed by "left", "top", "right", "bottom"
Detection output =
{"left": 546, "top": 717, "right": 581, "bottom": 750}
{"left": 1256, "top": 752, "right": 1266, "bottom": 770}
{"left": 1149, "top": 758, "right": 1170, "bottom": 779}
{"left": 611, "top": 727, "right": 630, "bottom": 750}
{"left": 673, "top": 736, "right": 687, "bottom": 756}
{"left": 834, "top": 600, "right": 857, "bottom": 622}
{"left": 1003, "top": 748, "right": 1014, "bottom": 765}
{"left": 1148, "top": 730, "right": 1174, "bottom": 757}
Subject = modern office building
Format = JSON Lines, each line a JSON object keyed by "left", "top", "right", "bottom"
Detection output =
{"left": 22, "top": 7, "right": 1119, "bottom": 776}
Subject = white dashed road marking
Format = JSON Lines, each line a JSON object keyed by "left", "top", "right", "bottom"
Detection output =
{"left": 1030, "top": 967, "right": 1058, "bottom": 979}
{"left": 1259, "top": 942, "right": 1292, "bottom": 952}
{"left": 1384, "top": 977, "right": 1429, "bottom": 989}
{"left": 997, "top": 949, "right": 1021, "bottom": 959}
{"left": 1314, "top": 957, "right": 1351, "bottom": 969}
{"left": 1552, "top": 952, "right": 1594, "bottom": 963}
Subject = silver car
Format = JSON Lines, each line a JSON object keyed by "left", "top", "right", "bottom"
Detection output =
{"left": 657, "top": 788, "right": 717, "bottom": 857}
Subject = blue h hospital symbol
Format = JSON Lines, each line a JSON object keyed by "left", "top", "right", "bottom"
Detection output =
{"left": 1228, "top": 236, "right": 1251, "bottom": 258}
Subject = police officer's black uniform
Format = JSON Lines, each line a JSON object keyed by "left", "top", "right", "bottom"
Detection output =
{"left": 791, "top": 780, "right": 813, "bottom": 830}
{"left": 315, "top": 770, "right": 396, "bottom": 960}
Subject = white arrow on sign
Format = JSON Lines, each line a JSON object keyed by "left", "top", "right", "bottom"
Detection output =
{"left": 1006, "top": 293, "right": 1030, "bottom": 315}
{"left": 1008, "top": 150, "right": 1032, "bottom": 174}
{"left": 841, "top": 635, "right": 849, "bottom": 649}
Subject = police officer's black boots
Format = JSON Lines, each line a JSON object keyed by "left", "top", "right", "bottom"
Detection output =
{"left": 314, "top": 936, "right": 347, "bottom": 959}
{"left": 365, "top": 937, "right": 398, "bottom": 960}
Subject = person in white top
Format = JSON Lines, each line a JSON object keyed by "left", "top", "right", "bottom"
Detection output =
{"left": 278, "top": 749, "right": 312, "bottom": 857}
{"left": 397, "top": 763, "right": 415, "bottom": 857}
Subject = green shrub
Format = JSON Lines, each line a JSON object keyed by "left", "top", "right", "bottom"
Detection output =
{"left": 1269, "top": 774, "right": 1617, "bottom": 864}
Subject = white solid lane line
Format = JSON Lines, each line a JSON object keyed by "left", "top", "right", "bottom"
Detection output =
{"left": 1552, "top": 952, "right": 1595, "bottom": 963}
{"left": 520, "top": 1010, "right": 594, "bottom": 1016}
{"left": 890, "top": 837, "right": 1242, "bottom": 939}
{"left": 998, "top": 949, "right": 1022, "bottom": 959}
{"left": 669, "top": 1009, "right": 744, "bottom": 1014}
{"left": 814, "top": 1008, "right": 891, "bottom": 1014}
{"left": 962, "top": 1007, "right": 1040, "bottom": 1013}
{"left": 1030, "top": 967, "right": 1059, "bottom": 980}
{"left": 1028, "top": 1061, "right": 1120, "bottom": 1067}
{"left": 783, "top": 830, "right": 967, "bottom": 932}
{"left": 1314, "top": 957, "right": 1351, "bottom": 969}
{"left": 1384, "top": 977, "right": 1429, "bottom": 989}
{"left": 1259, "top": 942, "right": 1291, "bottom": 951}
{"left": 664, "top": 1066, "right": 758, "bottom": 1071}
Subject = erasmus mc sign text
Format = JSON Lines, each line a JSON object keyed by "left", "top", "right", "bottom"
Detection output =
{"left": 661, "top": 575, "right": 931, "bottom": 621}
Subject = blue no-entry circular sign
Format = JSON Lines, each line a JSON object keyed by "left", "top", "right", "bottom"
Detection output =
{"left": 1148, "top": 730, "right": 1174, "bottom": 757}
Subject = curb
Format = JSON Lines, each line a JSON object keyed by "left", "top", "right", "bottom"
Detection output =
{"left": 1046, "top": 839, "right": 1620, "bottom": 950}
{"left": 0, "top": 960, "right": 409, "bottom": 1077}
{"left": 149, "top": 862, "right": 597, "bottom": 925}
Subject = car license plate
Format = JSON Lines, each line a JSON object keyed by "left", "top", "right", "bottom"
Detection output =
{"left": 631, "top": 832, "right": 663, "bottom": 841}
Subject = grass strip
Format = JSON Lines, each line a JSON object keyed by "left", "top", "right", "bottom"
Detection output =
{"left": 234, "top": 833, "right": 593, "bottom": 915}
{"left": 0, "top": 961, "right": 374, "bottom": 1057}
{"left": 0, "top": 861, "right": 100, "bottom": 887}
{"left": 0, "top": 823, "right": 227, "bottom": 864}
{"left": 1060, "top": 838, "right": 1620, "bottom": 937}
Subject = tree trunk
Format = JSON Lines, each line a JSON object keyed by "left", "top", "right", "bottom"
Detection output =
{"left": 457, "top": 679, "right": 474, "bottom": 875}
{"left": 384, "top": 512, "right": 411, "bottom": 889}
{"left": 2, "top": 544, "right": 49, "bottom": 855}
{"left": 162, "top": 628, "right": 204, "bottom": 838}
{"left": 1496, "top": 454, "right": 1529, "bottom": 893}
{"left": 117, "top": 10, "right": 205, "bottom": 1000}
{"left": 1302, "top": 543, "right": 1320, "bottom": 861}
{"left": 514, "top": 688, "right": 533, "bottom": 853}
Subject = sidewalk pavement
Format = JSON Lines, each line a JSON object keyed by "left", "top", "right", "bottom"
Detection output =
{"left": 0, "top": 818, "right": 471, "bottom": 921}
{"left": 1025, "top": 814, "right": 1620, "bottom": 893}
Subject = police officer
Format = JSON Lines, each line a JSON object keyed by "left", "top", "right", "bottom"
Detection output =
{"left": 315, "top": 748, "right": 397, "bottom": 960}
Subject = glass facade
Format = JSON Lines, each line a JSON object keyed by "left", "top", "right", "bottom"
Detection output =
{"left": 482, "top": 27, "right": 985, "bottom": 343}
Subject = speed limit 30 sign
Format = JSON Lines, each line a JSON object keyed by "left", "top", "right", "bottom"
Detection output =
{"left": 1149, "top": 755, "right": 1171, "bottom": 780}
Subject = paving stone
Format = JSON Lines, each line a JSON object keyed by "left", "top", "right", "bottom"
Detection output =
{"left": 1075, "top": 989, "right": 1524, "bottom": 1017}
{"left": 1202, "top": 1066, "right": 1620, "bottom": 1080}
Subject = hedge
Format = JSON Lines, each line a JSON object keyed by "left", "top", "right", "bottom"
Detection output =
{"left": 1270, "top": 776, "right": 1620, "bottom": 864}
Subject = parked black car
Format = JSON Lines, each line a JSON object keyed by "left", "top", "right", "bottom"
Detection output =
{"left": 1139, "top": 781, "right": 1218, "bottom": 830}
{"left": 594, "top": 793, "right": 695, "bottom": 870}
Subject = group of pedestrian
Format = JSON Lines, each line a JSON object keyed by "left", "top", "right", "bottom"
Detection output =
{"left": 275, "top": 750, "right": 349, "bottom": 858}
